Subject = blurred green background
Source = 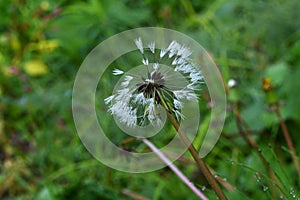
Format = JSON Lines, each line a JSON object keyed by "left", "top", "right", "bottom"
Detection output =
{"left": 1, "top": 0, "right": 300, "bottom": 199}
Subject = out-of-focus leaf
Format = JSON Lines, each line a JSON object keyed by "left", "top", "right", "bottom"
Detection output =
{"left": 279, "top": 65, "right": 300, "bottom": 122}
{"left": 36, "top": 187, "right": 56, "bottom": 200}
{"left": 265, "top": 62, "right": 289, "bottom": 87}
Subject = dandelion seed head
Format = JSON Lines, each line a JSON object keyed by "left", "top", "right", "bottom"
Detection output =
{"left": 106, "top": 39, "right": 202, "bottom": 128}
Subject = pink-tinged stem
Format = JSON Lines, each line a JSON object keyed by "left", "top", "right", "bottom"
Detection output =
{"left": 141, "top": 138, "right": 208, "bottom": 200}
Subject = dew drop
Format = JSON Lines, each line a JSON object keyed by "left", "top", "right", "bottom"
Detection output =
{"left": 289, "top": 187, "right": 299, "bottom": 199}
{"left": 258, "top": 148, "right": 262, "bottom": 153}
{"left": 268, "top": 143, "right": 272, "bottom": 148}
{"left": 255, "top": 172, "right": 261, "bottom": 182}
{"left": 263, "top": 186, "right": 269, "bottom": 192}
{"left": 202, "top": 186, "right": 206, "bottom": 191}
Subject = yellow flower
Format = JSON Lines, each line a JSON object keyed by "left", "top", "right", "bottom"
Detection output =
{"left": 28, "top": 39, "right": 59, "bottom": 52}
{"left": 24, "top": 60, "right": 49, "bottom": 76}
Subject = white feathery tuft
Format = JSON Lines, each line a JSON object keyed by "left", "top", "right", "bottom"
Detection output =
{"left": 148, "top": 42, "right": 155, "bottom": 53}
{"left": 112, "top": 69, "right": 124, "bottom": 75}
{"left": 134, "top": 37, "right": 144, "bottom": 54}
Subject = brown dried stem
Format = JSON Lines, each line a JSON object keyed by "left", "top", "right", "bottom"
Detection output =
{"left": 165, "top": 110, "right": 228, "bottom": 200}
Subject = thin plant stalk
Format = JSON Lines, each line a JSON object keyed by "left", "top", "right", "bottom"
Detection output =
{"left": 141, "top": 138, "right": 208, "bottom": 200}
{"left": 273, "top": 106, "right": 300, "bottom": 178}
{"left": 121, "top": 189, "right": 150, "bottom": 200}
{"left": 262, "top": 77, "right": 300, "bottom": 178}
{"left": 164, "top": 110, "right": 228, "bottom": 200}
{"left": 233, "top": 104, "right": 279, "bottom": 199}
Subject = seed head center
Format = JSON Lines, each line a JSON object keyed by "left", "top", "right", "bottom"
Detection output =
{"left": 145, "top": 79, "right": 155, "bottom": 84}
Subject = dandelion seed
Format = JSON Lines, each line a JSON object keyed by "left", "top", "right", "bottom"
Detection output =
{"left": 174, "top": 99, "right": 183, "bottom": 109}
{"left": 173, "top": 90, "right": 188, "bottom": 100}
{"left": 167, "top": 41, "right": 180, "bottom": 52}
{"left": 177, "top": 46, "right": 192, "bottom": 58}
{"left": 153, "top": 63, "right": 159, "bottom": 71}
{"left": 190, "top": 71, "right": 203, "bottom": 83}
{"left": 173, "top": 109, "right": 185, "bottom": 120}
{"left": 148, "top": 42, "right": 155, "bottom": 53}
{"left": 172, "top": 57, "right": 179, "bottom": 65}
{"left": 169, "top": 50, "right": 176, "bottom": 58}
{"left": 115, "top": 88, "right": 131, "bottom": 103}
{"left": 112, "top": 69, "right": 124, "bottom": 75}
{"left": 160, "top": 49, "right": 168, "bottom": 58}
{"left": 134, "top": 37, "right": 144, "bottom": 54}
{"left": 178, "top": 58, "right": 186, "bottom": 65}
{"left": 142, "top": 58, "right": 149, "bottom": 65}
{"left": 175, "top": 63, "right": 193, "bottom": 73}
{"left": 168, "top": 41, "right": 181, "bottom": 58}
{"left": 147, "top": 99, "right": 156, "bottom": 121}
{"left": 121, "top": 76, "right": 133, "bottom": 87}
{"left": 104, "top": 95, "right": 114, "bottom": 105}
{"left": 187, "top": 83, "right": 199, "bottom": 90}
{"left": 133, "top": 93, "right": 146, "bottom": 105}
{"left": 186, "top": 92, "right": 198, "bottom": 101}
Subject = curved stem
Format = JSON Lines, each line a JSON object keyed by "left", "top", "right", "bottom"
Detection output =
{"left": 141, "top": 138, "right": 208, "bottom": 200}
{"left": 165, "top": 110, "right": 228, "bottom": 200}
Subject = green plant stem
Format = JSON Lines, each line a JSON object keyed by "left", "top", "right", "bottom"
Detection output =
{"left": 274, "top": 106, "right": 300, "bottom": 178}
{"left": 233, "top": 105, "right": 279, "bottom": 199}
{"left": 165, "top": 110, "right": 228, "bottom": 200}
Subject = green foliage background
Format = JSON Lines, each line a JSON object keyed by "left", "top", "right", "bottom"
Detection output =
{"left": 1, "top": 0, "right": 300, "bottom": 199}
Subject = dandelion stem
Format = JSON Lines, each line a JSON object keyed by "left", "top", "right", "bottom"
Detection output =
{"left": 141, "top": 138, "right": 208, "bottom": 200}
{"left": 164, "top": 109, "right": 228, "bottom": 200}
